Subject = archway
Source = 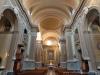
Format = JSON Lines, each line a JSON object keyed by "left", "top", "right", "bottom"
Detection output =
{"left": 0, "top": 8, "right": 18, "bottom": 69}
{"left": 85, "top": 8, "right": 100, "bottom": 70}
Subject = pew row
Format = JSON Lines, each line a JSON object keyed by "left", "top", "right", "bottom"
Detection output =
{"left": 54, "top": 68, "right": 89, "bottom": 75}
{"left": 17, "top": 68, "right": 48, "bottom": 75}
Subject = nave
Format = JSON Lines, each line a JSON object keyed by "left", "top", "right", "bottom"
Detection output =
{"left": 0, "top": 0, "right": 100, "bottom": 75}
{"left": 47, "top": 70, "right": 56, "bottom": 75}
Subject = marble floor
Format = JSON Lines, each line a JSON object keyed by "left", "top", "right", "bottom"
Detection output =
{"left": 46, "top": 70, "right": 56, "bottom": 75}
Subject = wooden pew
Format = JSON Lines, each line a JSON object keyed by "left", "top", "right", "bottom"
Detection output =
{"left": 17, "top": 67, "right": 48, "bottom": 75}
{"left": 63, "top": 72, "right": 81, "bottom": 75}
{"left": 54, "top": 67, "right": 88, "bottom": 75}
{"left": 17, "top": 70, "right": 45, "bottom": 75}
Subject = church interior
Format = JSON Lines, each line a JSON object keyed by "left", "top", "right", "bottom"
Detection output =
{"left": 0, "top": 0, "right": 100, "bottom": 75}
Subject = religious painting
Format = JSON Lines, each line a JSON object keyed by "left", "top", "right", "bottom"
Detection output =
{"left": 47, "top": 50, "right": 54, "bottom": 60}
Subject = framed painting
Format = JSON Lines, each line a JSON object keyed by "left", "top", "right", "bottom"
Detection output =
{"left": 48, "top": 50, "right": 54, "bottom": 60}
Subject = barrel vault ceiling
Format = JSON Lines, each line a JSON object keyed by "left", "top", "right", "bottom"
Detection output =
{"left": 19, "top": 0, "right": 83, "bottom": 45}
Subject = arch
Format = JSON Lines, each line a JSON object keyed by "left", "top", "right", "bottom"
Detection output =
{"left": 3, "top": 9, "right": 17, "bottom": 23}
{"left": 0, "top": 8, "right": 18, "bottom": 32}
{"left": 83, "top": 8, "right": 100, "bottom": 70}
{"left": 85, "top": 8, "right": 100, "bottom": 32}
{"left": 0, "top": 8, "right": 18, "bottom": 69}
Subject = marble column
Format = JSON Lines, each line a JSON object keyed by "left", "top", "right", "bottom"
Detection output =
{"left": 26, "top": 32, "right": 31, "bottom": 57}
{"left": 5, "top": 32, "right": 19, "bottom": 72}
{"left": 29, "top": 32, "right": 37, "bottom": 60}
{"left": 64, "top": 30, "right": 73, "bottom": 60}
{"left": 35, "top": 41, "right": 43, "bottom": 62}
{"left": 59, "top": 37, "right": 67, "bottom": 62}
{"left": 35, "top": 41, "right": 43, "bottom": 67}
